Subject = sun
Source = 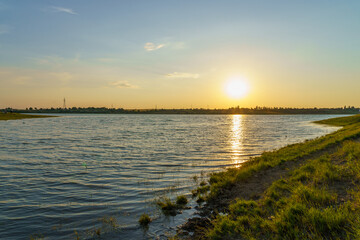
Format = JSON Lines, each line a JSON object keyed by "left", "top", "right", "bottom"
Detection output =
{"left": 225, "top": 77, "right": 250, "bottom": 99}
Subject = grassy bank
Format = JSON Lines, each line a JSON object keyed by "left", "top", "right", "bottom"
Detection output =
{"left": 0, "top": 112, "right": 55, "bottom": 121}
{"left": 179, "top": 114, "right": 360, "bottom": 239}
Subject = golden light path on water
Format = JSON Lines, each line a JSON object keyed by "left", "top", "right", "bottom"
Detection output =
{"left": 230, "top": 115, "right": 246, "bottom": 167}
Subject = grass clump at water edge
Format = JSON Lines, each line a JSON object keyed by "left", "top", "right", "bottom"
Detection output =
{"left": 139, "top": 213, "right": 152, "bottom": 226}
{"left": 156, "top": 197, "right": 179, "bottom": 216}
{"left": 176, "top": 195, "right": 188, "bottom": 205}
{"left": 157, "top": 195, "right": 190, "bottom": 216}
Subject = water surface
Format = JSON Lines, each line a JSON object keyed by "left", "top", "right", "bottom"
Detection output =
{"left": 0, "top": 114, "right": 343, "bottom": 239}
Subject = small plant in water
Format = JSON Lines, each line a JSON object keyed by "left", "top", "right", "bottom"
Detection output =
{"left": 192, "top": 188, "right": 199, "bottom": 197}
{"left": 192, "top": 185, "right": 210, "bottom": 198}
{"left": 157, "top": 197, "right": 177, "bottom": 211}
{"left": 156, "top": 197, "right": 186, "bottom": 216}
{"left": 74, "top": 230, "right": 80, "bottom": 240}
{"left": 200, "top": 180, "right": 207, "bottom": 186}
{"left": 176, "top": 195, "right": 188, "bottom": 205}
{"left": 197, "top": 195, "right": 206, "bottom": 204}
{"left": 139, "top": 213, "right": 152, "bottom": 226}
{"left": 95, "top": 228, "right": 101, "bottom": 236}
{"left": 98, "top": 215, "right": 119, "bottom": 230}
{"left": 30, "top": 233, "right": 44, "bottom": 240}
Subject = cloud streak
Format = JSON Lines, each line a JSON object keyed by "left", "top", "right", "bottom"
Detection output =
{"left": 110, "top": 81, "right": 137, "bottom": 88}
{"left": 166, "top": 72, "right": 199, "bottom": 79}
{"left": 51, "top": 6, "right": 77, "bottom": 15}
{"left": 144, "top": 42, "right": 165, "bottom": 51}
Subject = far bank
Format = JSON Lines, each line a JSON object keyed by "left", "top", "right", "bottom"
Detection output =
{"left": 4, "top": 106, "right": 360, "bottom": 115}
{"left": 0, "top": 112, "right": 56, "bottom": 121}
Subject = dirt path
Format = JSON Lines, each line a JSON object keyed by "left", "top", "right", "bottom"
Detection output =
{"left": 211, "top": 143, "right": 340, "bottom": 209}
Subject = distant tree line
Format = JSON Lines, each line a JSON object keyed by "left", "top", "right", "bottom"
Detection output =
{"left": 2, "top": 106, "right": 359, "bottom": 115}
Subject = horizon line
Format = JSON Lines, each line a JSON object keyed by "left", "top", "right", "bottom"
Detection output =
{"left": 3, "top": 106, "right": 359, "bottom": 111}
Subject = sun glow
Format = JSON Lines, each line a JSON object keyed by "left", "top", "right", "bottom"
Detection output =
{"left": 225, "top": 77, "right": 250, "bottom": 99}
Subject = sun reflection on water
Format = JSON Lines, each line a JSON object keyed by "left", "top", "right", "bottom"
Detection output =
{"left": 230, "top": 115, "right": 245, "bottom": 167}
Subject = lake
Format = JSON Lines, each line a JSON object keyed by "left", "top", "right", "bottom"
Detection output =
{"left": 0, "top": 114, "right": 343, "bottom": 239}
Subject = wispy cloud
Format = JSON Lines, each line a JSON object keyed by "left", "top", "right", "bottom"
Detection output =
{"left": 51, "top": 6, "right": 77, "bottom": 15}
{"left": 144, "top": 42, "right": 165, "bottom": 51}
{"left": 110, "top": 81, "right": 137, "bottom": 88}
{"left": 166, "top": 72, "right": 199, "bottom": 79}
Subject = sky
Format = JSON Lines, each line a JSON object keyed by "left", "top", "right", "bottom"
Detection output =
{"left": 0, "top": 0, "right": 360, "bottom": 109}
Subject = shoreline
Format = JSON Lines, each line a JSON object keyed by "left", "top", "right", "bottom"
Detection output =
{"left": 0, "top": 112, "right": 56, "bottom": 121}
{"left": 176, "top": 114, "right": 360, "bottom": 239}
{"left": 9, "top": 106, "right": 360, "bottom": 115}
{"left": 18, "top": 112, "right": 358, "bottom": 115}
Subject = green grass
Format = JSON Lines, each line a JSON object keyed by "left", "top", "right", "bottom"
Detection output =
{"left": 157, "top": 197, "right": 177, "bottom": 212}
{"left": 156, "top": 195, "right": 190, "bottom": 216}
{"left": 196, "top": 195, "right": 206, "bottom": 204}
{"left": 192, "top": 185, "right": 210, "bottom": 197}
{"left": 0, "top": 112, "right": 55, "bottom": 121}
{"left": 208, "top": 143, "right": 360, "bottom": 239}
{"left": 197, "top": 114, "right": 360, "bottom": 239}
{"left": 314, "top": 114, "right": 360, "bottom": 126}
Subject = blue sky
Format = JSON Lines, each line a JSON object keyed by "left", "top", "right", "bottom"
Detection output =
{"left": 1, "top": 1, "right": 360, "bottom": 108}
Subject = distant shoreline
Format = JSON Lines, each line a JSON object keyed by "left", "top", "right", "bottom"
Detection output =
{"left": 6, "top": 106, "right": 360, "bottom": 115}
{"left": 0, "top": 112, "right": 56, "bottom": 121}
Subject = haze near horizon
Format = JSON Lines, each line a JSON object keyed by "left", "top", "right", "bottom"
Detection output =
{"left": 0, "top": 1, "right": 359, "bottom": 109}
